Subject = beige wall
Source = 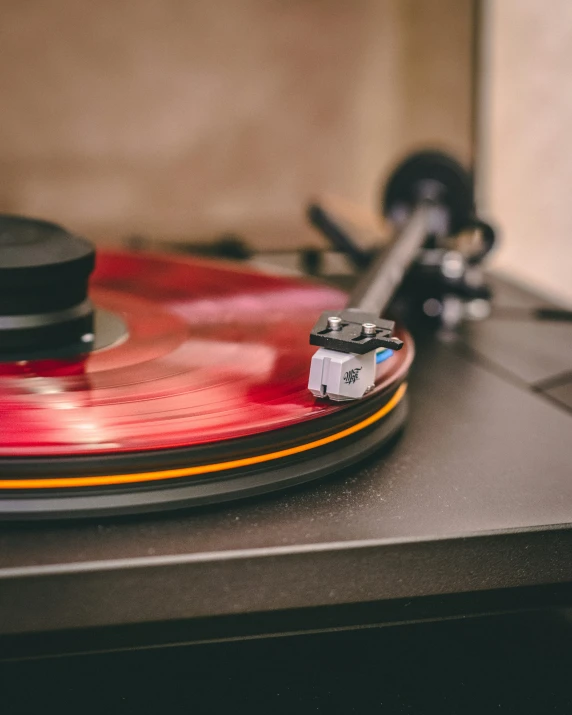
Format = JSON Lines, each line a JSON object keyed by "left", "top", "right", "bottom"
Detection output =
{"left": 0, "top": 0, "right": 474, "bottom": 249}
{"left": 481, "top": 0, "right": 572, "bottom": 304}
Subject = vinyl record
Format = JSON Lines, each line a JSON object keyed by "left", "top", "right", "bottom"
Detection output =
{"left": 0, "top": 251, "right": 413, "bottom": 518}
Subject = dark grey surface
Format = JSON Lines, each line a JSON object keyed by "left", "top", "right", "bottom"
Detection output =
{"left": 462, "top": 317, "right": 572, "bottom": 385}
{"left": 1, "top": 275, "right": 572, "bottom": 644}
{"left": 462, "top": 274, "right": 572, "bottom": 386}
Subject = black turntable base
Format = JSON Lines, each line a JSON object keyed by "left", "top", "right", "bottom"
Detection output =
{"left": 1, "top": 264, "right": 572, "bottom": 659}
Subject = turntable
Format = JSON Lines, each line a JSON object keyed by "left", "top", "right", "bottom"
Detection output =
{"left": 1, "top": 151, "right": 572, "bottom": 658}
{"left": 0, "top": 150, "right": 482, "bottom": 519}
{"left": 0, "top": 218, "right": 412, "bottom": 517}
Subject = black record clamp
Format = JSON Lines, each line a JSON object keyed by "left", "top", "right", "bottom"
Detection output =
{"left": 0, "top": 215, "right": 96, "bottom": 357}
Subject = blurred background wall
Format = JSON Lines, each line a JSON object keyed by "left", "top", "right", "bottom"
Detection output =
{"left": 0, "top": 0, "right": 474, "bottom": 249}
{"left": 481, "top": 0, "right": 572, "bottom": 305}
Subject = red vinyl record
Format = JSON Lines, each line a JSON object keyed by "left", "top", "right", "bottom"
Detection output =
{"left": 0, "top": 251, "right": 412, "bottom": 458}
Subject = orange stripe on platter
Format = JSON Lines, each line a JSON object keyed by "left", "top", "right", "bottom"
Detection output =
{"left": 0, "top": 383, "right": 407, "bottom": 489}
